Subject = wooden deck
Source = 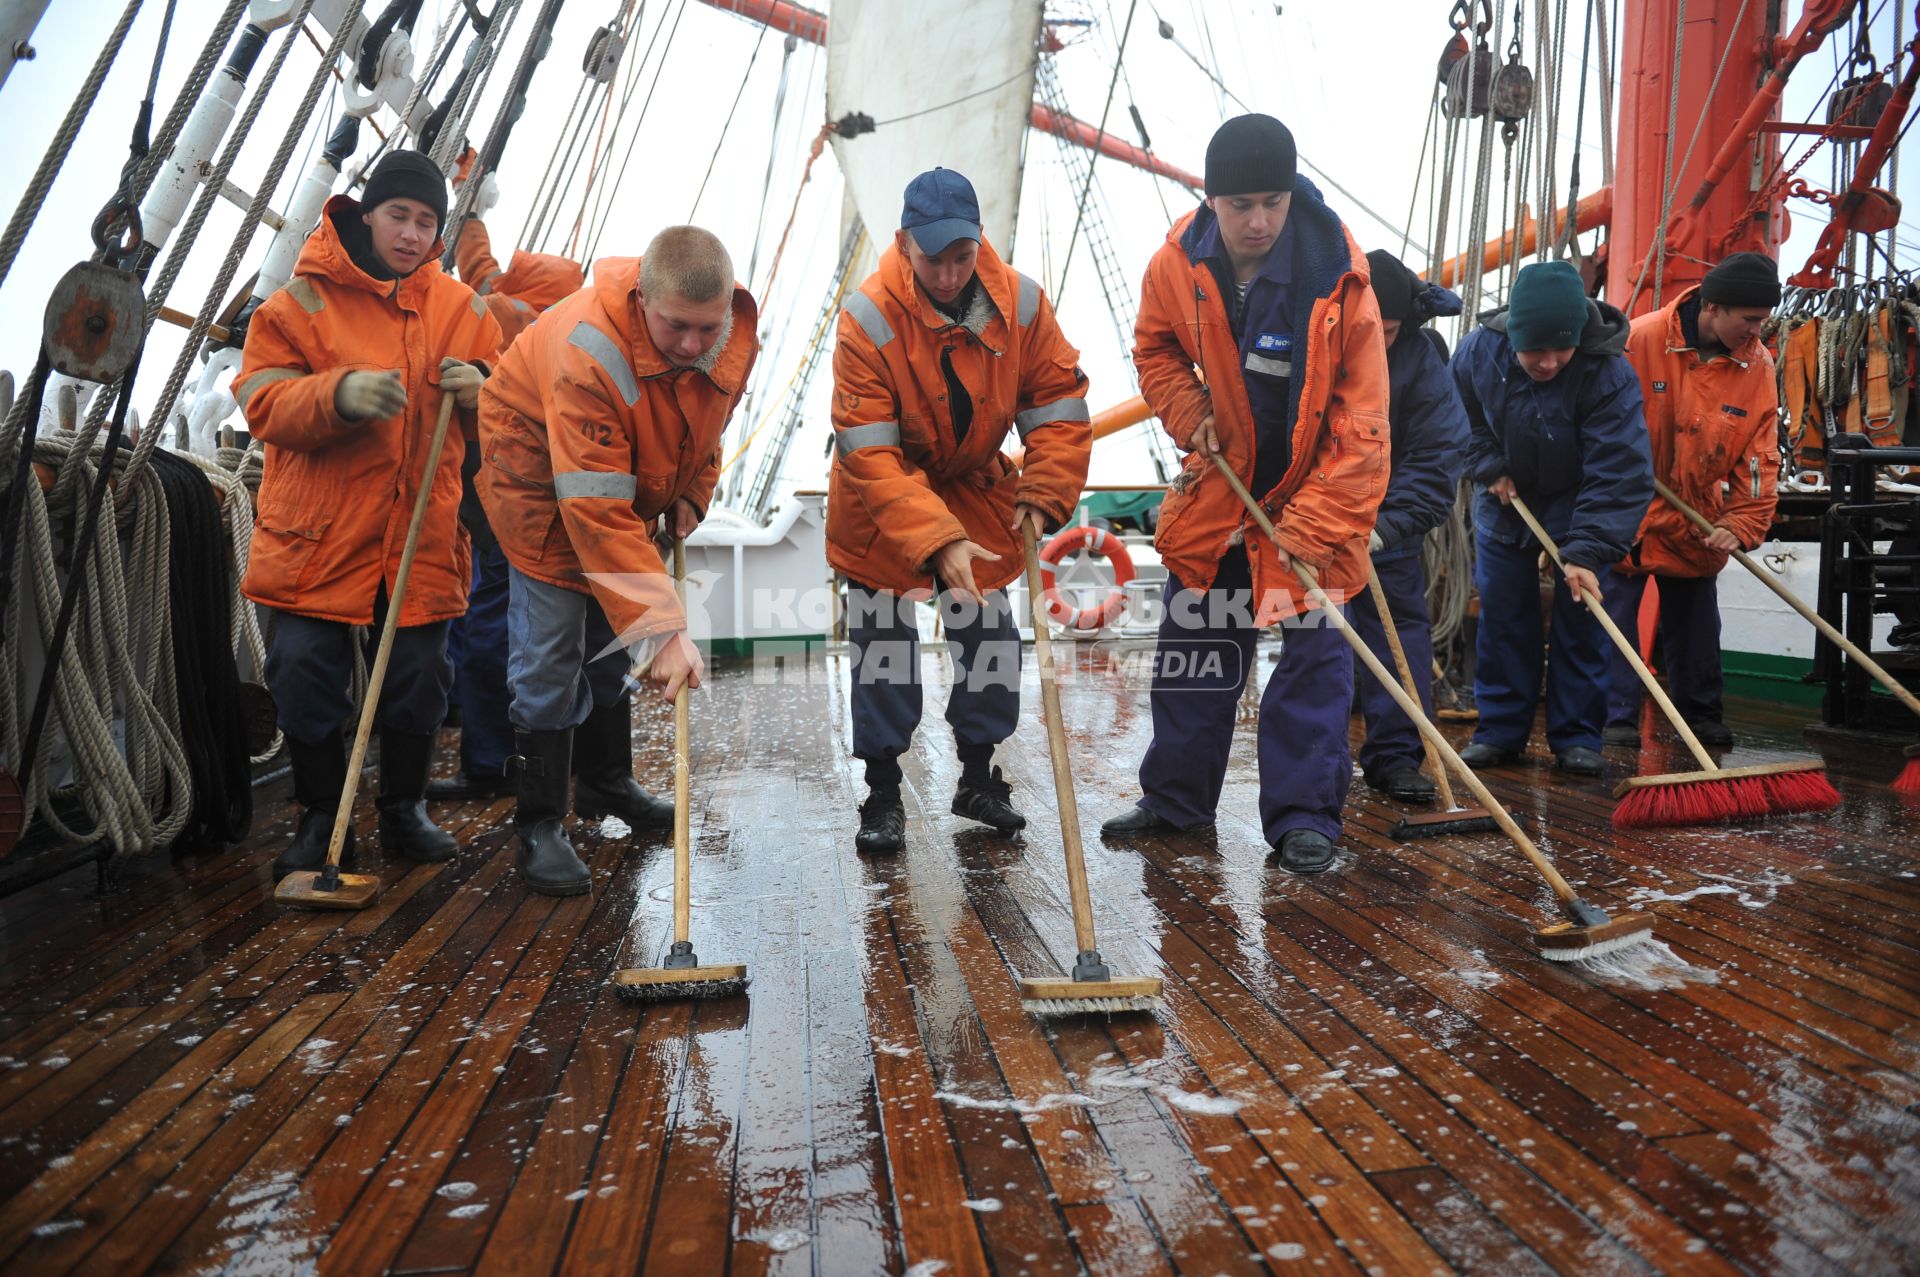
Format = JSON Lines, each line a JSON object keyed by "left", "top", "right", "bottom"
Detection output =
{"left": 0, "top": 644, "right": 1916, "bottom": 1275}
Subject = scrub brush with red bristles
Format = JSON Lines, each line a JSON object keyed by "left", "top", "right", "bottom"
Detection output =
{"left": 1507, "top": 496, "right": 1839, "bottom": 830}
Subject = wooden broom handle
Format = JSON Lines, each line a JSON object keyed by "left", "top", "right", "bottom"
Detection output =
{"left": 1206, "top": 454, "right": 1582, "bottom": 904}
{"left": 672, "top": 537, "right": 691, "bottom": 945}
{"left": 1652, "top": 476, "right": 1920, "bottom": 723}
{"left": 325, "top": 392, "right": 458, "bottom": 869}
{"left": 1022, "top": 519, "right": 1099, "bottom": 955}
{"left": 1505, "top": 495, "right": 1720, "bottom": 773}
{"left": 1364, "top": 566, "right": 1459, "bottom": 810}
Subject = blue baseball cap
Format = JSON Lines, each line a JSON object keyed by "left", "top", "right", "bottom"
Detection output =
{"left": 901, "top": 168, "right": 981, "bottom": 254}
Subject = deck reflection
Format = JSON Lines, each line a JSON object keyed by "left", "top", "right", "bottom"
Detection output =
{"left": 0, "top": 645, "right": 1914, "bottom": 1275}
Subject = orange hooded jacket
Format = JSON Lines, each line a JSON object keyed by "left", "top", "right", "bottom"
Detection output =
{"left": 1621, "top": 287, "right": 1780, "bottom": 579}
{"left": 234, "top": 195, "right": 503, "bottom": 626}
{"left": 827, "top": 237, "right": 1091, "bottom": 595}
{"left": 454, "top": 217, "right": 584, "bottom": 345}
{"left": 1135, "top": 199, "right": 1390, "bottom": 621}
{"left": 476, "top": 257, "right": 758, "bottom": 644}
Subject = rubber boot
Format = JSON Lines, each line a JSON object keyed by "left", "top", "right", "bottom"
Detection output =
{"left": 571, "top": 696, "right": 672, "bottom": 828}
{"left": 376, "top": 731, "right": 458, "bottom": 863}
{"left": 512, "top": 728, "right": 591, "bottom": 896}
{"left": 274, "top": 734, "right": 353, "bottom": 878}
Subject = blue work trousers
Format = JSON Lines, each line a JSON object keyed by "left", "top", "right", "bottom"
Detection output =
{"left": 1134, "top": 548, "right": 1354, "bottom": 845}
{"left": 1471, "top": 531, "right": 1611, "bottom": 754}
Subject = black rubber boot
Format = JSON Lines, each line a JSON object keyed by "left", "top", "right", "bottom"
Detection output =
{"left": 512, "top": 729, "right": 591, "bottom": 896}
{"left": 377, "top": 731, "right": 459, "bottom": 862}
{"left": 424, "top": 767, "right": 514, "bottom": 799}
{"left": 274, "top": 734, "right": 353, "bottom": 878}
{"left": 571, "top": 697, "right": 672, "bottom": 828}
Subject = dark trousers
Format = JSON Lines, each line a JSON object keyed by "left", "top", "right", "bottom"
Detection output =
{"left": 1135, "top": 548, "right": 1353, "bottom": 844}
{"left": 266, "top": 598, "right": 452, "bottom": 748}
{"left": 1471, "top": 532, "right": 1610, "bottom": 754}
{"left": 846, "top": 584, "right": 1020, "bottom": 772}
{"left": 1350, "top": 553, "right": 1434, "bottom": 781}
{"left": 1604, "top": 572, "right": 1724, "bottom": 726}
{"left": 444, "top": 538, "right": 513, "bottom": 776}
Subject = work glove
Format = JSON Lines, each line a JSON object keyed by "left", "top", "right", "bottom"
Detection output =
{"left": 335, "top": 370, "right": 407, "bottom": 421}
{"left": 1368, "top": 529, "right": 1383, "bottom": 553}
{"left": 438, "top": 357, "right": 486, "bottom": 408}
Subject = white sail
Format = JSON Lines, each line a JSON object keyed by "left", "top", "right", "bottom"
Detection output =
{"left": 825, "top": 0, "right": 1043, "bottom": 254}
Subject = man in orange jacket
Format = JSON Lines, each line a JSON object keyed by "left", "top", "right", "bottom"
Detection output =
{"left": 1098, "top": 114, "right": 1391, "bottom": 874}
{"left": 235, "top": 150, "right": 503, "bottom": 877}
{"left": 478, "top": 225, "right": 757, "bottom": 895}
{"left": 1605, "top": 253, "right": 1782, "bottom": 749}
{"left": 426, "top": 212, "right": 588, "bottom": 802}
{"left": 830, "top": 167, "right": 1092, "bottom": 855}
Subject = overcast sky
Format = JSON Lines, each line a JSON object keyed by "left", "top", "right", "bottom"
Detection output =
{"left": 1, "top": 0, "right": 1912, "bottom": 490}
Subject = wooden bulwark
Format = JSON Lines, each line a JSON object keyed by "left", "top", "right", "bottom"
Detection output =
{"left": 0, "top": 653, "right": 1914, "bottom": 1275}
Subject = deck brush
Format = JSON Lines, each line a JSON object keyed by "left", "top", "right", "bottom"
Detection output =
{"left": 278, "top": 395, "right": 458, "bottom": 910}
{"left": 1014, "top": 521, "right": 1164, "bottom": 1017}
{"left": 1655, "top": 481, "right": 1920, "bottom": 800}
{"left": 1208, "top": 455, "right": 1656, "bottom": 960}
{"left": 1895, "top": 744, "right": 1920, "bottom": 796}
{"left": 608, "top": 538, "right": 749, "bottom": 1002}
{"left": 1508, "top": 495, "right": 1839, "bottom": 830}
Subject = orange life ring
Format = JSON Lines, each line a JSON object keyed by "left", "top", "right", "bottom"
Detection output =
{"left": 1037, "top": 525, "right": 1135, "bottom": 630}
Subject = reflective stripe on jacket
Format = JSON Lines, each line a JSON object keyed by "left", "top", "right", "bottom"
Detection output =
{"left": 234, "top": 196, "right": 503, "bottom": 626}
{"left": 454, "top": 218, "right": 584, "bottom": 346}
{"left": 477, "top": 256, "right": 758, "bottom": 642}
{"left": 1622, "top": 287, "right": 1780, "bottom": 578}
{"left": 826, "top": 237, "right": 1091, "bottom": 595}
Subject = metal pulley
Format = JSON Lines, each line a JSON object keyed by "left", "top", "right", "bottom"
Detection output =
{"left": 1490, "top": 59, "right": 1534, "bottom": 130}
{"left": 43, "top": 261, "right": 146, "bottom": 385}
{"left": 1438, "top": 0, "right": 1493, "bottom": 118}
{"left": 584, "top": 24, "right": 624, "bottom": 83}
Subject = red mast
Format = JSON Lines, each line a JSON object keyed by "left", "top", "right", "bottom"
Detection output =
{"left": 1609, "top": 0, "right": 1793, "bottom": 313}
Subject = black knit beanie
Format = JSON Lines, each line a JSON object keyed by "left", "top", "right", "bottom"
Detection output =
{"left": 360, "top": 150, "right": 449, "bottom": 231}
{"left": 1367, "top": 249, "right": 1418, "bottom": 323}
{"left": 1700, "top": 252, "right": 1781, "bottom": 309}
{"left": 1204, "top": 114, "right": 1297, "bottom": 197}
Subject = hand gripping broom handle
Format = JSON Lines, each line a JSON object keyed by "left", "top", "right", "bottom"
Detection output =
{"left": 1021, "top": 520, "right": 1100, "bottom": 956}
{"left": 672, "top": 538, "right": 692, "bottom": 946}
{"left": 1206, "top": 455, "right": 1583, "bottom": 904}
{"left": 1652, "top": 477, "right": 1920, "bottom": 724}
{"left": 1505, "top": 494, "right": 1719, "bottom": 772}
{"left": 1363, "top": 567, "right": 1460, "bottom": 810}
{"left": 325, "top": 392, "right": 460, "bottom": 869}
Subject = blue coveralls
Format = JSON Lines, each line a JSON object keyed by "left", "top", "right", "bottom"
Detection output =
{"left": 1349, "top": 317, "right": 1470, "bottom": 783}
{"left": 442, "top": 456, "right": 513, "bottom": 775}
{"left": 1133, "top": 195, "right": 1358, "bottom": 845}
{"left": 1453, "top": 305, "right": 1654, "bottom": 754}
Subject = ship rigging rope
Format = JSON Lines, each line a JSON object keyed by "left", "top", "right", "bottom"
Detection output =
{"left": 442, "top": 0, "right": 568, "bottom": 262}
{"left": 548, "top": 0, "right": 664, "bottom": 256}
{"left": 582, "top": 0, "right": 689, "bottom": 262}
{"left": 430, "top": 0, "right": 525, "bottom": 173}
{"left": 1626, "top": 0, "right": 1756, "bottom": 315}
{"left": 1651, "top": 0, "right": 1687, "bottom": 309}
{"left": 1057, "top": 0, "right": 1139, "bottom": 304}
{"left": 3, "top": 417, "right": 196, "bottom": 857}
{"left": 1402, "top": 89, "right": 1440, "bottom": 262}
{"left": 688, "top": 18, "right": 771, "bottom": 221}
{"left": 1557, "top": 0, "right": 1596, "bottom": 258}
{"left": 537, "top": 0, "right": 661, "bottom": 255}
{"left": 719, "top": 226, "right": 868, "bottom": 475}
{"left": 131, "top": 0, "right": 370, "bottom": 499}
{"left": 0, "top": 0, "right": 147, "bottom": 294}
{"left": 59, "top": 4, "right": 335, "bottom": 509}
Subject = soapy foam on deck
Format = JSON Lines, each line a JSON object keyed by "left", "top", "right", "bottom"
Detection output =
{"left": 1570, "top": 939, "right": 1721, "bottom": 990}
